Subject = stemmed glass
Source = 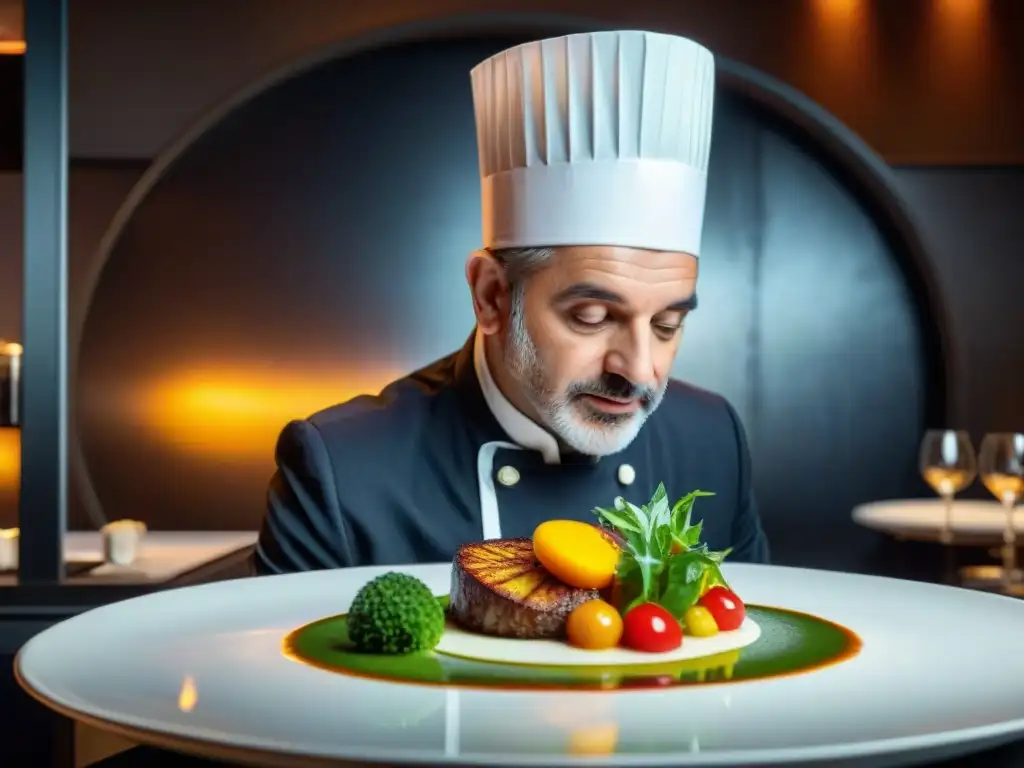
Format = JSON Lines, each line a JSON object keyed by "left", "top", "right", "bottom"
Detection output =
{"left": 919, "top": 430, "right": 977, "bottom": 547}
{"left": 978, "top": 433, "right": 1024, "bottom": 595}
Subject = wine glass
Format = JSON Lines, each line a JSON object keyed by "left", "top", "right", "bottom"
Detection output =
{"left": 978, "top": 433, "right": 1024, "bottom": 595}
{"left": 919, "top": 430, "right": 977, "bottom": 546}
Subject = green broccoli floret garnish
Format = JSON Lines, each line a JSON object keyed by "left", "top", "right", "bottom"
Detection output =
{"left": 347, "top": 572, "right": 446, "bottom": 654}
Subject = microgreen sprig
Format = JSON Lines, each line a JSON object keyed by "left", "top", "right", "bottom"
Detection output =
{"left": 595, "top": 483, "right": 731, "bottom": 616}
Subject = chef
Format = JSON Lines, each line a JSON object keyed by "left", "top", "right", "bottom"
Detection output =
{"left": 253, "top": 30, "right": 770, "bottom": 575}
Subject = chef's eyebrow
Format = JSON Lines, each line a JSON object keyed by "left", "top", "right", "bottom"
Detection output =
{"left": 552, "top": 282, "right": 698, "bottom": 312}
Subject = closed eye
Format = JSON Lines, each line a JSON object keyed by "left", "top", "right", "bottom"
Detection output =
{"left": 569, "top": 304, "right": 608, "bottom": 328}
{"left": 653, "top": 311, "right": 687, "bottom": 339}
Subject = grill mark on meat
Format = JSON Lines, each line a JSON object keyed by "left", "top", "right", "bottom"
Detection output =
{"left": 448, "top": 538, "right": 599, "bottom": 639}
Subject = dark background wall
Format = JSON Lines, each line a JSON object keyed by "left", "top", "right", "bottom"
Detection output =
{"left": 0, "top": 0, "right": 1020, "bottom": 163}
{"left": 0, "top": 1, "right": 1020, "bottom": 575}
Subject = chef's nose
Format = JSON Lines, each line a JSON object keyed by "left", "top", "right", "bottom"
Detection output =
{"left": 604, "top": 327, "right": 656, "bottom": 389}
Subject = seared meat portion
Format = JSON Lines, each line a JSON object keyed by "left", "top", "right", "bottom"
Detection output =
{"left": 448, "top": 538, "right": 598, "bottom": 639}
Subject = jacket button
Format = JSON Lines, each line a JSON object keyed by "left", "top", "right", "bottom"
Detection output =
{"left": 497, "top": 465, "right": 520, "bottom": 487}
{"left": 617, "top": 464, "right": 636, "bottom": 486}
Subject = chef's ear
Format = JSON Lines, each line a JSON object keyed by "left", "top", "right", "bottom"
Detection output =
{"left": 465, "top": 249, "right": 511, "bottom": 335}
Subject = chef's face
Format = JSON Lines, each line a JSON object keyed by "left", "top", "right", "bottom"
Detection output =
{"left": 504, "top": 246, "right": 698, "bottom": 456}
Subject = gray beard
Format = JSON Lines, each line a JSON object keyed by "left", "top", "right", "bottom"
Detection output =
{"left": 502, "top": 287, "right": 666, "bottom": 457}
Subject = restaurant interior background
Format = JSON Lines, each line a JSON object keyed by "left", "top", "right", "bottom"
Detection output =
{"left": 0, "top": 0, "right": 1022, "bottom": 762}
{"left": 1, "top": 0, "right": 1023, "bottom": 576}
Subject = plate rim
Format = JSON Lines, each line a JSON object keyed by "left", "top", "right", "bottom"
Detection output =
{"left": 14, "top": 649, "right": 1024, "bottom": 768}
{"left": 14, "top": 562, "right": 1024, "bottom": 766}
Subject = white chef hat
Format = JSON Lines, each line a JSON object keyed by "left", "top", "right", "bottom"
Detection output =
{"left": 470, "top": 31, "right": 715, "bottom": 256}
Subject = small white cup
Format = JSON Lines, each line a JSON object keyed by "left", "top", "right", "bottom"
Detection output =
{"left": 101, "top": 520, "right": 147, "bottom": 566}
{"left": 0, "top": 527, "right": 18, "bottom": 571}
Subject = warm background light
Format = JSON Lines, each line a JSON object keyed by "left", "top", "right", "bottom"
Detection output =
{"left": 177, "top": 676, "right": 197, "bottom": 713}
{"left": 0, "top": 40, "right": 23, "bottom": 55}
{"left": 811, "top": 0, "right": 865, "bottom": 25}
{"left": 927, "top": 0, "right": 993, "bottom": 132}
{"left": 934, "top": 0, "right": 989, "bottom": 23}
{"left": 930, "top": 0, "right": 992, "bottom": 61}
{"left": 0, "top": 428, "right": 18, "bottom": 493}
{"left": 130, "top": 367, "right": 401, "bottom": 461}
{"left": 808, "top": 0, "right": 872, "bottom": 58}
{"left": 803, "top": 0, "right": 876, "bottom": 130}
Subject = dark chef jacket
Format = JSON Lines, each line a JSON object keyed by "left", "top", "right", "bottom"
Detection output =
{"left": 253, "top": 331, "right": 770, "bottom": 573}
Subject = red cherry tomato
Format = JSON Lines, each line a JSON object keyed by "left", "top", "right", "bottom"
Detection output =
{"left": 698, "top": 586, "right": 746, "bottom": 631}
{"left": 621, "top": 603, "right": 683, "bottom": 653}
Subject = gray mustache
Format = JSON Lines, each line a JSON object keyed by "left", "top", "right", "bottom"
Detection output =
{"left": 567, "top": 374, "right": 657, "bottom": 404}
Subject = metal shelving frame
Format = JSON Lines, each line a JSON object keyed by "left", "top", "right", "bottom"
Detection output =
{"left": 19, "top": 0, "right": 68, "bottom": 588}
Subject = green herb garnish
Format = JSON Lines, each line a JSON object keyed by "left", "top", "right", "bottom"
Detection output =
{"left": 594, "top": 483, "right": 731, "bottom": 616}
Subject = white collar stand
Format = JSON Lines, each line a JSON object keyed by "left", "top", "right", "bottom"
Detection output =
{"left": 473, "top": 329, "right": 561, "bottom": 465}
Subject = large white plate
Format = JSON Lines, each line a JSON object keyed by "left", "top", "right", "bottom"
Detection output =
{"left": 853, "top": 498, "right": 1022, "bottom": 542}
{"left": 16, "top": 563, "right": 1024, "bottom": 767}
{"left": 435, "top": 616, "right": 760, "bottom": 666}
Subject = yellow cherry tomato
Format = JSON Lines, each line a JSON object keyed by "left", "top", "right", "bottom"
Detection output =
{"left": 533, "top": 520, "right": 620, "bottom": 589}
{"left": 566, "top": 599, "right": 624, "bottom": 650}
{"left": 683, "top": 605, "right": 719, "bottom": 638}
